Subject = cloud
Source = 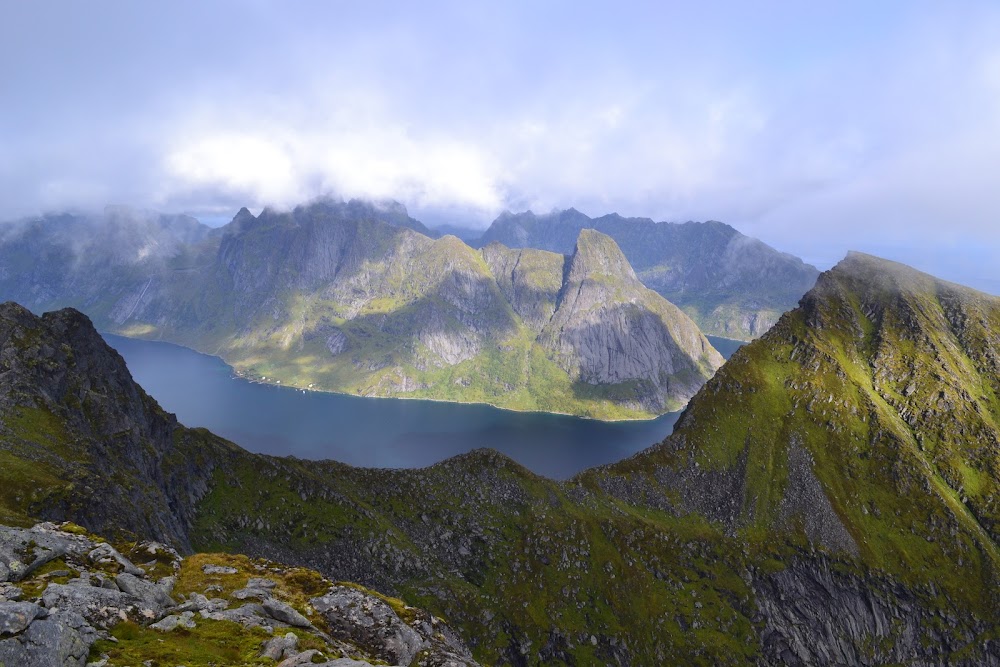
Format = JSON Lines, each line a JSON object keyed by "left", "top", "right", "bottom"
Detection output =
{"left": 2, "top": 1, "right": 1000, "bottom": 292}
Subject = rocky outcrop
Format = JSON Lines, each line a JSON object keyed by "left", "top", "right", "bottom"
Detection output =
{"left": 0, "top": 603, "right": 97, "bottom": 667}
{"left": 0, "top": 302, "right": 229, "bottom": 550}
{"left": 312, "top": 585, "right": 478, "bottom": 667}
{"left": 0, "top": 522, "right": 481, "bottom": 667}
{"left": 538, "top": 230, "right": 724, "bottom": 411}
{"left": 754, "top": 556, "right": 1000, "bottom": 666}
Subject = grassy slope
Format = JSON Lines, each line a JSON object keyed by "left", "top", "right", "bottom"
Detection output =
{"left": 116, "top": 228, "right": 714, "bottom": 419}
{"left": 595, "top": 253, "right": 1000, "bottom": 618}
{"left": 188, "top": 451, "right": 763, "bottom": 665}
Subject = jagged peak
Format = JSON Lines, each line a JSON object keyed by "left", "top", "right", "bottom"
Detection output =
{"left": 566, "top": 228, "right": 638, "bottom": 284}
{"left": 0, "top": 300, "right": 35, "bottom": 322}
{"left": 232, "top": 207, "right": 256, "bottom": 224}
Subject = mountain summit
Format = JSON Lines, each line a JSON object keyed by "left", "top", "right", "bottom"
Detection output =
{"left": 587, "top": 251, "right": 1000, "bottom": 661}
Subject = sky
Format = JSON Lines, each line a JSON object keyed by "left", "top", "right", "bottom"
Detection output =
{"left": 2, "top": 1, "right": 999, "bottom": 292}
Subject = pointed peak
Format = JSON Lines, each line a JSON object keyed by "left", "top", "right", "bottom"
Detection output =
{"left": 233, "top": 207, "right": 255, "bottom": 223}
{"left": 567, "top": 229, "right": 637, "bottom": 284}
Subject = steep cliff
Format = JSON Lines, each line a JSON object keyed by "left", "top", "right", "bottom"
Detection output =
{"left": 538, "top": 230, "right": 723, "bottom": 412}
{"left": 0, "top": 302, "right": 236, "bottom": 550}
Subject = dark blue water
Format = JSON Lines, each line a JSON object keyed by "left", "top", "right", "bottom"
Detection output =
{"left": 706, "top": 335, "right": 745, "bottom": 359}
{"left": 103, "top": 334, "right": 742, "bottom": 479}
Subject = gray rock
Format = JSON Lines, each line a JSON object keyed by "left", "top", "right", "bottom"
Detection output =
{"left": 0, "top": 608, "right": 98, "bottom": 667}
{"left": 114, "top": 572, "right": 176, "bottom": 608}
{"left": 247, "top": 577, "right": 277, "bottom": 590}
{"left": 87, "top": 543, "right": 143, "bottom": 576}
{"left": 150, "top": 611, "right": 196, "bottom": 632}
{"left": 41, "top": 582, "right": 161, "bottom": 629}
{"left": 262, "top": 598, "right": 311, "bottom": 628}
{"left": 0, "top": 582, "right": 23, "bottom": 602}
{"left": 277, "top": 650, "right": 323, "bottom": 667}
{"left": 232, "top": 585, "right": 272, "bottom": 601}
{"left": 260, "top": 631, "right": 299, "bottom": 660}
{"left": 173, "top": 592, "right": 228, "bottom": 614}
{"left": 202, "top": 564, "right": 238, "bottom": 575}
{"left": 311, "top": 586, "right": 424, "bottom": 666}
{"left": 202, "top": 602, "right": 271, "bottom": 630}
{"left": 0, "top": 601, "right": 45, "bottom": 636}
{"left": 0, "top": 524, "right": 92, "bottom": 584}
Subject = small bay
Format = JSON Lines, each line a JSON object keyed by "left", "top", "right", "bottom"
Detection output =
{"left": 104, "top": 334, "right": 742, "bottom": 479}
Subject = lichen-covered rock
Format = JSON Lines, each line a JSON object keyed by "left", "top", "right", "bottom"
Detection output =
{"left": 311, "top": 585, "right": 480, "bottom": 667}
{"left": 0, "top": 605, "right": 97, "bottom": 667}
{"left": 0, "top": 600, "right": 45, "bottom": 635}
{"left": 0, "top": 524, "right": 93, "bottom": 584}
{"left": 41, "top": 583, "right": 162, "bottom": 629}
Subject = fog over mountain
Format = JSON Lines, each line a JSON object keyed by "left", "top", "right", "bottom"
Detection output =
{"left": 2, "top": 2, "right": 999, "bottom": 293}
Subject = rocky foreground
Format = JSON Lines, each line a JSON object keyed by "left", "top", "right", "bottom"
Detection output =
{"left": 0, "top": 522, "right": 479, "bottom": 667}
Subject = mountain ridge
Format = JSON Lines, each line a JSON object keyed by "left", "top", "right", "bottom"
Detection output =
{"left": 0, "top": 202, "right": 722, "bottom": 418}
{"left": 478, "top": 207, "right": 820, "bottom": 340}
{"left": 1, "top": 249, "right": 999, "bottom": 663}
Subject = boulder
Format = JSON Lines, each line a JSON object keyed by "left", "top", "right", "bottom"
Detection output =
{"left": 0, "top": 601, "right": 45, "bottom": 636}
{"left": 0, "top": 608, "right": 97, "bottom": 667}
{"left": 262, "top": 598, "right": 311, "bottom": 628}
{"left": 41, "top": 582, "right": 161, "bottom": 629}
{"left": 261, "top": 631, "right": 299, "bottom": 660}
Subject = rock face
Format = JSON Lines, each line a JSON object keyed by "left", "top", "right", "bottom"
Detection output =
{"left": 478, "top": 208, "right": 820, "bottom": 340}
{"left": 0, "top": 303, "right": 226, "bottom": 549}
{"left": 0, "top": 203, "right": 723, "bottom": 418}
{"left": 537, "top": 230, "right": 723, "bottom": 411}
{"left": 753, "top": 556, "right": 1000, "bottom": 666}
{"left": 1, "top": 252, "right": 1000, "bottom": 665}
{"left": 312, "top": 585, "right": 478, "bottom": 667}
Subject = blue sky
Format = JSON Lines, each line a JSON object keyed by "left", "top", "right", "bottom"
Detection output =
{"left": 2, "top": 1, "right": 999, "bottom": 292}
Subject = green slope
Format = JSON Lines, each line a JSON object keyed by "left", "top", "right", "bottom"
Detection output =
{"left": 2, "top": 250, "right": 1000, "bottom": 664}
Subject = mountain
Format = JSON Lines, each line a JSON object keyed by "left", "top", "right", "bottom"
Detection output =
{"left": 0, "top": 201, "right": 722, "bottom": 418}
{"left": 585, "top": 251, "right": 1000, "bottom": 661}
{"left": 478, "top": 208, "right": 821, "bottom": 340}
{"left": 2, "top": 249, "right": 1000, "bottom": 664}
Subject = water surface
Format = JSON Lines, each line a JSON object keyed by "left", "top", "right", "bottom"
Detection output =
{"left": 105, "top": 334, "right": 743, "bottom": 479}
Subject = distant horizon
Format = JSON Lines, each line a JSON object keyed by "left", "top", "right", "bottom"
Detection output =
{"left": 5, "top": 194, "right": 998, "bottom": 297}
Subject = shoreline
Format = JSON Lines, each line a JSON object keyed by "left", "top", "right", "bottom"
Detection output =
{"left": 103, "top": 331, "right": 681, "bottom": 424}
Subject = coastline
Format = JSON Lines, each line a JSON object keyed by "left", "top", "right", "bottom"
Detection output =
{"left": 102, "top": 331, "right": 681, "bottom": 424}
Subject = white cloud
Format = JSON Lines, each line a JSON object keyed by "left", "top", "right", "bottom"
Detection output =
{"left": 3, "top": 1, "right": 1000, "bottom": 292}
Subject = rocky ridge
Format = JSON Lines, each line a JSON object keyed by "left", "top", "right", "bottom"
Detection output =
{"left": 0, "top": 203, "right": 723, "bottom": 418}
{"left": 477, "top": 207, "right": 820, "bottom": 339}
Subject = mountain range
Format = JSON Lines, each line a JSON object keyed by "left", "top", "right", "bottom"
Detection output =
{"left": 0, "top": 201, "right": 724, "bottom": 418}
{"left": 1, "top": 250, "right": 998, "bottom": 665}
{"left": 477, "top": 208, "right": 820, "bottom": 340}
